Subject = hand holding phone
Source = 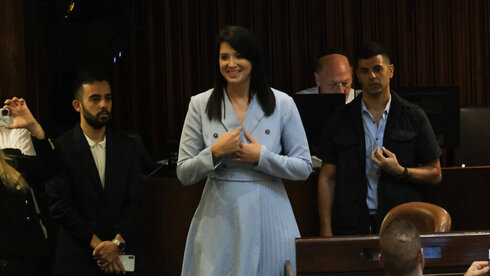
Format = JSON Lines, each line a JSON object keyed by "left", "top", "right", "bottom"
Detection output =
{"left": 119, "top": 255, "right": 135, "bottom": 272}
{"left": 0, "top": 108, "right": 13, "bottom": 127}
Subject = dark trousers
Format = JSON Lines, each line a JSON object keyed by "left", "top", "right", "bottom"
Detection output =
{"left": 369, "top": 214, "right": 378, "bottom": 234}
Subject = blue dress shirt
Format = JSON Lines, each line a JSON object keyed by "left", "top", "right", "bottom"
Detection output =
{"left": 361, "top": 96, "right": 391, "bottom": 212}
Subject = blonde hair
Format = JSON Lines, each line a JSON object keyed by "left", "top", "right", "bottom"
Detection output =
{"left": 0, "top": 151, "right": 28, "bottom": 191}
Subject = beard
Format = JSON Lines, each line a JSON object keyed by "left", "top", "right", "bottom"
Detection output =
{"left": 82, "top": 105, "right": 112, "bottom": 129}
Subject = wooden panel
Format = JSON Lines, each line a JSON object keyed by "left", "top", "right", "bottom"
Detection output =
{"left": 139, "top": 177, "right": 204, "bottom": 276}
{"left": 138, "top": 166, "right": 490, "bottom": 275}
{"left": 296, "top": 236, "right": 382, "bottom": 275}
{"left": 288, "top": 166, "right": 490, "bottom": 238}
{"left": 296, "top": 232, "right": 490, "bottom": 275}
{"left": 421, "top": 166, "right": 490, "bottom": 231}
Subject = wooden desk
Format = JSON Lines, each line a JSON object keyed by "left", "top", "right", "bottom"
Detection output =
{"left": 139, "top": 166, "right": 490, "bottom": 275}
{"left": 296, "top": 231, "right": 490, "bottom": 275}
{"left": 139, "top": 177, "right": 203, "bottom": 275}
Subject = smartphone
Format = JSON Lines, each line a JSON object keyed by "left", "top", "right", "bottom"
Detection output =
{"left": 119, "top": 255, "right": 135, "bottom": 272}
{"left": 0, "top": 108, "right": 12, "bottom": 127}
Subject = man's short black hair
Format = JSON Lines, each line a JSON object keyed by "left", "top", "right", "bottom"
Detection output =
{"left": 355, "top": 42, "right": 391, "bottom": 67}
{"left": 379, "top": 218, "right": 421, "bottom": 276}
{"left": 315, "top": 48, "right": 349, "bottom": 73}
{"left": 72, "top": 71, "right": 111, "bottom": 100}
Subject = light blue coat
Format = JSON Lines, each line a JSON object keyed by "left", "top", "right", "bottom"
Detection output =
{"left": 177, "top": 88, "right": 312, "bottom": 276}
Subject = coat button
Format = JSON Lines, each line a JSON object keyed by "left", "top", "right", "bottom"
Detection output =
{"left": 25, "top": 200, "right": 29, "bottom": 205}
{"left": 213, "top": 133, "right": 218, "bottom": 138}
{"left": 265, "top": 129, "right": 270, "bottom": 134}
{"left": 26, "top": 216, "right": 31, "bottom": 221}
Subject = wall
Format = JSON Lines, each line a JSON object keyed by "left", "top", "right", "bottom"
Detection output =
{"left": 116, "top": 0, "right": 490, "bottom": 156}
{"left": 10, "top": 0, "right": 490, "bottom": 158}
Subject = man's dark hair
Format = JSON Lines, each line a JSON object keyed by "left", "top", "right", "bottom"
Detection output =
{"left": 355, "top": 42, "right": 391, "bottom": 67}
{"left": 379, "top": 219, "right": 422, "bottom": 276}
{"left": 206, "top": 25, "right": 275, "bottom": 121}
{"left": 72, "top": 71, "right": 111, "bottom": 100}
{"left": 315, "top": 48, "right": 349, "bottom": 73}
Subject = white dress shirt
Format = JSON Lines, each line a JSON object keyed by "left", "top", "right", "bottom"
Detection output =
{"left": 0, "top": 127, "right": 36, "bottom": 155}
{"left": 84, "top": 133, "right": 106, "bottom": 188}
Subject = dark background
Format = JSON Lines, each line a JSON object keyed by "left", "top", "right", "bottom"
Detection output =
{"left": 1, "top": 0, "right": 489, "bottom": 161}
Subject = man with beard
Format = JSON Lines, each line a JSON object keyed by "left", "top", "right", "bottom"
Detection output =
{"left": 46, "top": 72, "right": 140, "bottom": 275}
{"left": 317, "top": 42, "right": 442, "bottom": 236}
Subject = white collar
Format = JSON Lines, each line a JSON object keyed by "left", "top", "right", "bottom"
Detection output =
{"left": 83, "top": 133, "right": 107, "bottom": 149}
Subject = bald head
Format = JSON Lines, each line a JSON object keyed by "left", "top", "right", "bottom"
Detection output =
{"left": 379, "top": 219, "right": 424, "bottom": 276}
{"left": 314, "top": 54, "right": 352, "bottom": 95}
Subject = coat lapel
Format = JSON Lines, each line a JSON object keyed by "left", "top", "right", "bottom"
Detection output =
{"left": 72, "top": 125, "right": 104, "bottom": 193}
{"left": 220, "top": 90, "right": 241, "bottom": 132}
{"left": 219, "top": 89, "right": 265, "bottom": 135}
{"left": 104, "top": 129, "right": 114, "bottom": 192}
{"left": 242, "top": 94, "right": 265, "bottom": 135}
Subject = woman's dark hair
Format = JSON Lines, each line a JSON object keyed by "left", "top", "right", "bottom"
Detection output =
{"left": 206, "top": 26, "right": 275, "bottom": 121}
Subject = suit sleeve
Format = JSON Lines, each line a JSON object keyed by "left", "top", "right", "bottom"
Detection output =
{"left": 29, "top": 135, "right": 59, "bottom": 186}
{"left": 256, "top": 96, "right": 312, "bottom": 180}
{"left": 45, "top": 150, "right": 95, "bottom": 246}
{"left": 176, "top": 96, "right": 216, "bottom": 185}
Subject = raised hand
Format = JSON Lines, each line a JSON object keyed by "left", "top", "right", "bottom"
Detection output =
{"left": 370, "top": 146, "right": 404, "bottom": 176}
{"left": 234, "top": 130, "right": 261, "bottom": 163}
{"left": 3, "top": 97, "right": 45, "bottom": 139}
{"left": 211, "top": 126, "right": 242, "bottom": 161}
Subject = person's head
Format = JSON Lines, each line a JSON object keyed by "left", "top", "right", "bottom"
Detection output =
{"left": 214, "top": 26, "right": 264, "bottom": 89}
{"left": 72, "top": 71, "right": 112, "bottom": 130}
{"left": 355, "top": 42, "right": 394, "bottom": 96}
{"left": 379, "top": 219, "right": 424, "bottom": 276}
{"left": 314, "top": 49, "right": 352, "bottom": 95}
{"left": 207, "top": 26, "right": 275, "bottom": 121}
{"left": 0, "top": 151, "right": 28, "bottom": 192}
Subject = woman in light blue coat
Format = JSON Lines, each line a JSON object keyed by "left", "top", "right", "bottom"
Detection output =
{"left": 177, "top": 26, "right": 312, "bottom": 276}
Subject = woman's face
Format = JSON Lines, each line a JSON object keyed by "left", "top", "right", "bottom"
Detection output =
{"left": 219, "top": 42, "right": 252, "bottom": 86}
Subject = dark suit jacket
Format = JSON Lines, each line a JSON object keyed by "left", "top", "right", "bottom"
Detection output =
{"left": 46, "top": 124, "right": 140, "bottom": 275}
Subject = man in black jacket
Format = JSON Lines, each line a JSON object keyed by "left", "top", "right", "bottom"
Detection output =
{"left": 317, "top": 42, "right": 442, "bottom": 236}
{"left": 46, "top": 72, "right": 140, "bottom": 275}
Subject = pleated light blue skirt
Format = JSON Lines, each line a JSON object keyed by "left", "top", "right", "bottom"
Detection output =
{"left": 181, "top": 177, "right": 300, "bottom": 276}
